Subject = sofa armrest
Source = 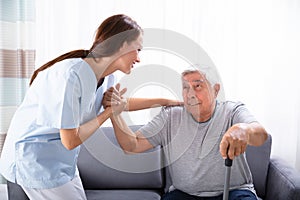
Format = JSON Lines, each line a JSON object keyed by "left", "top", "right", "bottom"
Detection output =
{"left": 265, "top": 156, "right": 300, "bottom": 200}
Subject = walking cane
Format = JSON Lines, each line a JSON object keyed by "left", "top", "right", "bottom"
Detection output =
{"left": 223, "top": 156, "right": 232, "bottom": 200}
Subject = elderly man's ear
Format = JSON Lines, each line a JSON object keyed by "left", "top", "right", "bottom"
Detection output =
{"left": 214, "top": 84, "right": 220, "bottom": 97}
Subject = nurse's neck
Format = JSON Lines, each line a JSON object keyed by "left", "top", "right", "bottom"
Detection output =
{"left": 83, "top": 57, "right": 115, "bottom": 82}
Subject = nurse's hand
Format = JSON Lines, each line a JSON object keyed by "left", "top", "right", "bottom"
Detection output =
{"left": 111, "top": 98, "right": 127, "bottom": 115}
{"left": 102, "top": 83, "right": 127, "bottom": 109}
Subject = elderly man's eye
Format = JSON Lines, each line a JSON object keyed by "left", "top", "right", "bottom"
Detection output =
{"left": 193, "top": 84, "right": 203, "bottom": 91}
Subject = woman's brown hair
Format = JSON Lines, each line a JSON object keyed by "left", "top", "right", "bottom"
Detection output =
{"left": 29, "top": 14, "right": 142, "bottom": 85}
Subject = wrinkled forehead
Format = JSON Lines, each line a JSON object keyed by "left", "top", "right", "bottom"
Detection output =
{"left": 182, "top": 71, "right": 207, "bottom": 84}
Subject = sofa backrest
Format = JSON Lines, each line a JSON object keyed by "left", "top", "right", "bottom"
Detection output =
{"left": 77, "top": 125, "right": 164, "bottom": 190}
{"left": 78, "top": 125, "right": 272, "bottom": 198}
{"left": 245, "top": 134, "right": 272, "bottom": 198}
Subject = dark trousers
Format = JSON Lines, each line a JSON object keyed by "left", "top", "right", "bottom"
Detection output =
{"left": 161, "top": 189, "right": 257, "bottom": 200}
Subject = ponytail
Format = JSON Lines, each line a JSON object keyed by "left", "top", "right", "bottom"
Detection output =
{"left": 30, "top": 14, "right": 142, "bottom": 86}
{"left": 29, "top": 49, "right": 90, "bottom": 85}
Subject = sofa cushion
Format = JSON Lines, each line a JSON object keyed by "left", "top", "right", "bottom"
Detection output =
{"left": 85, "top": 189, "right": 161, "bottom": 200}
{"left": 7, "top": 181, "right": 29, "bottom": 200}
{"left": 78, "top": 125, "right": 164, "bottom": 190}
{"left": 245, "top": 134, "right": 272, "bottom": 198}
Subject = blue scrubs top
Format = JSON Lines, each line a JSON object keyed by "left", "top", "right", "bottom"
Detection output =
{"left": 0, "top": 58, "right": 115, "bottom": 189}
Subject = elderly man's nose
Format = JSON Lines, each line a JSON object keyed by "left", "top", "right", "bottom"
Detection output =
{"left": 187, "top": 88, "right": 196, "bottom": 97}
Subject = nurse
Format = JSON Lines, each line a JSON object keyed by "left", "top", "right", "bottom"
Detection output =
{"left": 0, "top": 14, "right": 179, "bottom": 200}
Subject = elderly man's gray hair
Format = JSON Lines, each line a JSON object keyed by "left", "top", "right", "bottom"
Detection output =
{"left": 181, "top": 65, "right": 220, "bottom": 86}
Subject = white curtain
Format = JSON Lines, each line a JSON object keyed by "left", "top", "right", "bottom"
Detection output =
{"left": 35, "top": 0, "right": 300, "bottom": 170}
{"left": 0, "top": 0, "right": 36, "bottom": 183}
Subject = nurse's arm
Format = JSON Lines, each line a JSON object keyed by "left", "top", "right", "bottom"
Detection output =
{"left": 125, "top": 98, "right": 183, "bottom": 111}
{"left": 60, "top": 107, "right": 113, "bottom": 150}
{"left": 102, "top": 85, "right": 182, "bottom": 111}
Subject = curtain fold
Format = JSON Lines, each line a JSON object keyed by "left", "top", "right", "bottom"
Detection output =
{"left": 0, "top": 0, "right": 36, "bottom": 183}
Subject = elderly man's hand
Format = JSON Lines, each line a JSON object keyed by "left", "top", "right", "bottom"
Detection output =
{"left": 219, "top": 123, "right": 249, "bottom": 160}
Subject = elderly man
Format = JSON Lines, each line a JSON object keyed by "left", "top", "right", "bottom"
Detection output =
{"left": 109, "top": 68, "right": 268, "bottom": 200}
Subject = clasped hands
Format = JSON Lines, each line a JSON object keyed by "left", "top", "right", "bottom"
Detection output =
{"left": 102, "top": 83, "right": 128, "bottom": 115}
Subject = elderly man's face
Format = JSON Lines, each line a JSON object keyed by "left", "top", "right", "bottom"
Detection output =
{"left": 182, "top": 72, "right": 219, "bottom": 122}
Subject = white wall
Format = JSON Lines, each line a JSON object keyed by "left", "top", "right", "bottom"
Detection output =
{"left": 35, "top": 0, "right": 300, "bottom": 170}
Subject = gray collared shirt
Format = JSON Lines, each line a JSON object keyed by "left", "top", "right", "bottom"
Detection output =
{"left": 139, "top": 101, "right": 257, "bottom": 197}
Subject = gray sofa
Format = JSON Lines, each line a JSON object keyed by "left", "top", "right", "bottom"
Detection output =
{"left": 6, "top": 125, "right": 300, "bottom": 200}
